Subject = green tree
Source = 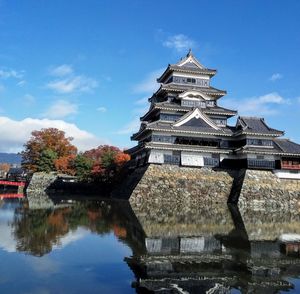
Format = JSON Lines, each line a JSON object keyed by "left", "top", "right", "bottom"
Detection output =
{"left": 37, "top": 149, "right": 58, "bottom": 172}
{"left": 74, "top": 154, "right": 93, "bottom": 180}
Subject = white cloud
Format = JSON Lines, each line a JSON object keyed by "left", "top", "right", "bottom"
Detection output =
{"left": 269, "top": 73, "right": 283, "bottom": 82}
{"left": 0, "top": 68, "right": 24, "bottom": 79}
{"left": 47, "top": 75, "right": 98, "bottom": 94}
{"left": 117, "top": 102, "right": 149, "bottom": 135}
{"left": 53, "top": 227, "right": 88, "bottom": 250}
{"left": 0, "top": 116, "right": 109, "bottom": 152}
{"left": 49, "top": 64, "right": 73, "bottom": 77}
{"left": 118, "top": 69, "right": 159, "bottom": 135}
{"left": 133, "top": 68, "right": 163, "bottom": 94}
{"left": 222, "top": 92, "right": 289, "bottom": 116}
{"left": 117, "top": 117, "right": 140, "bottom": 135}
{"left": 27, "top": 256, "right": 60, "bottom": 275}
{"left": 97, "top": 106, "right": 107, "bottom": 113}
{"left": 135, "top": 96, "right": 148, "bottom": 105}
{"left": 0, "top": 223, "right": 17, "bottom": 253}
{"left": 116, "top": 95, "right": 150, "bottom": 135}
{"left": 163, "top": 34, "right": 197, "bottom": 53}
{"left": 0, "top": 208, "right": 17, "bottom": 252}
{"left": 17, "top": 80, "right": 26, "bottom": 87}
{"left": 43, "top": 100, "right": 78, "bottom": 119}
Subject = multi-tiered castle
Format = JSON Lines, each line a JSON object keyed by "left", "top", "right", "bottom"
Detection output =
{"left": 127, "top": 51, "right": 300, "bottom": 178}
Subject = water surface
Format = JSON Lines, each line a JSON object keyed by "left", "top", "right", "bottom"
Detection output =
{"left": 1, "top": 196, "right": 300, "bottom": 293}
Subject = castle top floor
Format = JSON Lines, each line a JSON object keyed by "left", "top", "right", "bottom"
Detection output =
{"left": 157, "top": 49, "right": 217, "bottom": 88}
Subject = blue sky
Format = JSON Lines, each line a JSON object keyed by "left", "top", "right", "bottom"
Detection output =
{"left": 0, "top": 0, "right": 300, "bottom": 152}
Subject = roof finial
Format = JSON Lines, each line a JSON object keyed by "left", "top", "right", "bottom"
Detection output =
{"left": 187, "top": 48, "right": 193, "bottom": 57}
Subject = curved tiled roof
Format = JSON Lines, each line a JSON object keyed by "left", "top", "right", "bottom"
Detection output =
{"left": 236, "top": 116, "right": 283, "bottom": 136}
{"left": 146, "top": 121, "right": 233, "bottom": 136}
{"left": 140, "top": 102, "right": 237, "bottom": 121}
{"left": 157, "top": 50, "right": 217, "bottom": 81}
{"left": 157, "top": 83, "right": 226, "bottom": 97}
{"left": 274, "top": 139, "right": 300, "bottom": 154}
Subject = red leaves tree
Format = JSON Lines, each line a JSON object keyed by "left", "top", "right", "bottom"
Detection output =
{"left": 0, "top": 163, "right": 11, "bottom": 173}
{"left": 21, "top": 128, "right": 129, "bottom": 181}
{"left": 21, "top": 128, "right": 77, "bottom": 173}
{"left": 54, "top": 154, "right": 77, "bottom": 175}
{"left": 83, "top": 145, "right": 130, "bottom": 181}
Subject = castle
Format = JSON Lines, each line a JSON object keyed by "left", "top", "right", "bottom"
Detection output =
{"left": 127, "top": 51, "right": 300, "bottom": 179}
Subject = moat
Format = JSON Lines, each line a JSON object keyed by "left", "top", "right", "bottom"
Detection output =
{"left": 1, "top": 195, "right": 300, "bottom": 293}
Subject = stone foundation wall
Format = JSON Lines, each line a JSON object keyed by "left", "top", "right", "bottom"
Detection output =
{"left": 238, "top": 170, "right": 300, "bottom": 209}
{"left": 127, "top": 164, "right": 300, "bottom": 209}
{"left": 27, "top": 172, "right": 58, "bottom": 193}
{"left": 129, "top": 164, "right": 235, "bottom": 209}
{"left": 26, "top": 172, "right": 58, "bottom": 209}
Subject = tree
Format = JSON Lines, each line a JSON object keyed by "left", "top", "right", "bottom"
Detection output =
{"left": 84, "top": 145, "right": 130, "bottom": 181}
{"left": 21, "top": 128, "right": 77, "bottom": 173}
{"left": 54, "top": 154, "right": 76, "bottom": 175}
{"left": 0, "top": 163, "right": 11, "bottom": 179}
{"left": 0, "top": 163, "right": 11, "bottom": 173}
{"left": 73, "top": 154, "right": 93, "bottom": 180}
{"left": 37, "top": 149, "right": 57, "bottom": 172}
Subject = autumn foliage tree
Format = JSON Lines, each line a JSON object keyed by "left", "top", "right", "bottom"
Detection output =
{"left": 21, "top": 128, "right": 77, "bottom": 174}
{"left": 0, "top": 163, "right": 11, "bottom": 173}
{"left": 0, "top": 163, "right": 11, "bottom": 178}
{"left": 83, "top": 145, "right": 130, "bottom": 182}
{"left": 21, "top": 128, "right": 130, "bottom": 182}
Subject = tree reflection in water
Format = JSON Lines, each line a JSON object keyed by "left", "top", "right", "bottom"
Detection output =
{"left": 12, "top": 200, "right": 133, "bottom": 256}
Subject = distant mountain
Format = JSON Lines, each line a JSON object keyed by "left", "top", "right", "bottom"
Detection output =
{"left": 0, "top": 153, "right": 22, "bottom": 165}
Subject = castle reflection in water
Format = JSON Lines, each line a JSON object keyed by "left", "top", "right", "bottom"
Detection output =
{"left": 1, "top": 195, "right": 300, "bottom": 293}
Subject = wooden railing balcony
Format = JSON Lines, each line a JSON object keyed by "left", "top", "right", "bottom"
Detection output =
{"left": 163, "top": 155, "right": 180, "bottom": 165}
{"left": 281, "top": 163, "right": 300, "bottom": 170}
{"left": 247, "top": 159, "right": 275, "bottom": 169}
{"left": 204, "top": 157, "right": 219, "bottom": 167}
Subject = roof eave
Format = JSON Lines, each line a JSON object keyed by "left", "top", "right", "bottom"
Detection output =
{"left": 145, "top": 143, "right": 230, "bottom": 154}
{"left": 241, "top": 149, "right": 300, "bottom": 157}
{"left": 156, "top": 86, "right": 227, "bottom": 97}
{"left": 169, "top": 65, "right": 217, "bottom": 76}
{"left": 234, "top": 131, "right": 284, "bottom": 137}
{"left": 157, "top": 65, "right": 172, "bottom": 83}
{"left": 148, "top": 127, "right": 232, "bottom": 137}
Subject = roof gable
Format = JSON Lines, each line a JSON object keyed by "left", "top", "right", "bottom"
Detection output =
{"left": 176, "top": 50, "right": 204, "bottom": 69}
{"left": 173, "top": 108, "right": 220, "bottom": 130}
{"left": 178, "top": 90, "right": 212, "bottom": 101}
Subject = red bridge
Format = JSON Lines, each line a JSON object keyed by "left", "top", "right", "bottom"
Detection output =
{"left": 0, "top": 193, "right": 24, "bottom": 199}
{"left": 0, "top": 180, "right": 26, "bottom": 187}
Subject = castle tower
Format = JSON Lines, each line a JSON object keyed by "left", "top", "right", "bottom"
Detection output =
{"left": 127, "top": 51, "right": 300, "bottom": 176}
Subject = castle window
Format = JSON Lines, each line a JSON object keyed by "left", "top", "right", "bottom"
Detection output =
{"left": 200, "top": 101, "right": 206, "bottom": 108}
{"left": 213, "top": 118, "right": 226, "bottom": 126}
{"left": 160, "top": 113, "right": 181, "bottom": 121}
{"left": 186, "top": 78, "right": 196, "bottom": 83}
{"left": 207, "top": 101, "right": 215, "bottom": 107}
{"left": 247, "top": 139, "right": 273, "bottom": 146}
{"left": 152, "top": 135, "right": 175, "bottom": 144}
{"left": 182, "top": 100, "right": 201, "bottom": 107}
